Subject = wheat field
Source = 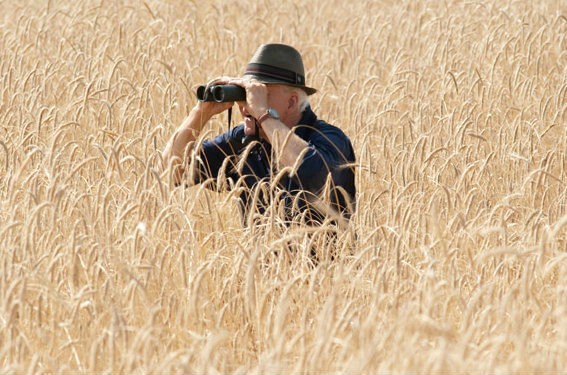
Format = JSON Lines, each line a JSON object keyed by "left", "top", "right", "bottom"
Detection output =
{"left": 0, "top": 0, "right": 566, "bottom": 373}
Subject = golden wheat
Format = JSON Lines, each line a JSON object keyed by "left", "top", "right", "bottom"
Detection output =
{"left": 0, "top": 0, "right": 566, "bottom": 373}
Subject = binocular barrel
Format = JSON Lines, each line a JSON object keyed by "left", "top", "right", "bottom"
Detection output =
{"left": 196, "top": 85, "right": 246, "bottom": 102}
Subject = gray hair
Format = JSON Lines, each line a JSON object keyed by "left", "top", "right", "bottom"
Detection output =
{"left": 297, "top": 88, "right": 310, "bottom": 112}
{"left": 275, "top": 84, "right": 310, "bottom": 113}
{"left": 286, "top": 86, "right": 309, "bottom": 112}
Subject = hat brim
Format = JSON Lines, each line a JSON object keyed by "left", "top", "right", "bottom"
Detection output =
{"left": 244, "top": 73, "right": 317, "bottom": 96}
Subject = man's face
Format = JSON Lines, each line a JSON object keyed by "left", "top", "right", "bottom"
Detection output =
{"left": 238, "top": 84, "right": 296, "bottom": 137}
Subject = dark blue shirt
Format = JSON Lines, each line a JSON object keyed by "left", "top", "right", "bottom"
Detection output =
{"left": 194, "top": 106, "right": 356, "bottom": 225}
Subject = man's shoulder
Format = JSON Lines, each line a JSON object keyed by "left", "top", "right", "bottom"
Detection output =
{"left": 308, "top": 119, "right": 353, "bottom": 146}
{"left": 314, "top": 120, "right": 349, "bottom": 136}
{"left": 302, "top": 117, "right": 355, "bottom": 161}
{"left": 303, "top": 108, "right": 350, "bottom": 140}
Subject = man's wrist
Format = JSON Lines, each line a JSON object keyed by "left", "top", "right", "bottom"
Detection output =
{"left": 250, "top": 106, "right": 267, "bottom": 121}
{"left": 256, "top": 107, "right": 280, "bottom": 126}
{"left": 189, "top": 105, "right": 211, "bottom": 130}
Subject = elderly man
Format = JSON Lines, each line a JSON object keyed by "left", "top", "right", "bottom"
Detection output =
{"left": 163, "top": 43, "right": 355, "bottom": 227}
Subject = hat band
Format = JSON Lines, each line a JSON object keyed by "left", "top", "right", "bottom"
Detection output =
{"left": 244, "top": 63, "right": 305, "bottom": 86}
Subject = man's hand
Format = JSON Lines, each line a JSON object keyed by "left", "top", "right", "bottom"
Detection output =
{"left": 241, "top": 80, "right": 269, "bottom": 119}
{"left": 194, "top": 100, "right": 233, "bottom": 127}
{"left": 228, "top": 78, "right": 269, "bottom": 136}
{"left": 196, "top": 77, "right": 238, "bottom": 122}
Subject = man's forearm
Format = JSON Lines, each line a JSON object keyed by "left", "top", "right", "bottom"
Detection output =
{"left": 162, "top": 107, "right": 208, "bottom": 183}
{"left": 261, "top": 118, "right": 309, "bottom": 170}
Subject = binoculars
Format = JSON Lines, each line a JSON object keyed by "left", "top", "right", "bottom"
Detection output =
{"left": 196, "top": 85, "right": 246, "bottom": 102}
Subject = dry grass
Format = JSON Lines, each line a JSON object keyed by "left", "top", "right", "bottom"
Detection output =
{"left": 1, "top": 0, "right": 566, "bottom": 373}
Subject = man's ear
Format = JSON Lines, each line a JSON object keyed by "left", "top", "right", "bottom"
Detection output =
{"left": 288, "top": 92, "right": 298, "bottom": 110}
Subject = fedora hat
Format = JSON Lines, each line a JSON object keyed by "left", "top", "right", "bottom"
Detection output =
{"left": 243, "top": 43, "right": 317, "bottom": 95}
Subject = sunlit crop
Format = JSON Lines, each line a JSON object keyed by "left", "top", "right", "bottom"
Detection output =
{"left": 0, "top": 0, "right": 566, "bottom": 372}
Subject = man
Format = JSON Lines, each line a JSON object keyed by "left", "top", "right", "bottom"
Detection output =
{"left": 163, "top": 43, "right": 355, "bottom": 227}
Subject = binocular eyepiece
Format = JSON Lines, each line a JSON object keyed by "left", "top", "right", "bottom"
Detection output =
{"left": 196, "top": 85, "right": 246, "bottom": 102}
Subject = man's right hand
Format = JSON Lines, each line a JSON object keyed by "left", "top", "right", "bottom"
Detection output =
{"left": 194, "top": 77, "right": 238, "bottom": 122}
{"left": 194, "top": 100, "right": 234, "bottom": 127}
